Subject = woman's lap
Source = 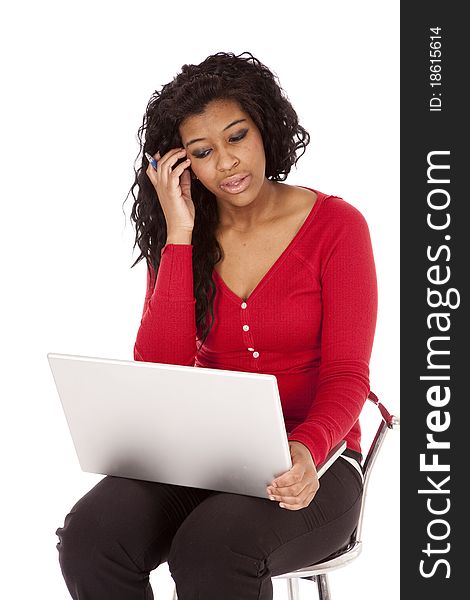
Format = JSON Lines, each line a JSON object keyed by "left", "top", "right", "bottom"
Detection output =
{"left": 56, "top": 475, "right": 216, "bottom": 572}
{"left": 168, "top": 457, "right": 362, "bottom": 576}
{"left": 56, "top": 457, "right": 362, "bottom": 598}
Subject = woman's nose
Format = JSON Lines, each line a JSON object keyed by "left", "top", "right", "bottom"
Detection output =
{"left": 216, "top": 147, "right": 239, "bottom": 172}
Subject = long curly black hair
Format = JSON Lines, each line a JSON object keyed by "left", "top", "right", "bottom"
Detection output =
{"left": 125, "top": 51, "right": 310, "bottom": 347}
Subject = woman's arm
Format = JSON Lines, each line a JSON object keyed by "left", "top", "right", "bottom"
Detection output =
{"left": 133, "top": 243, "right": 198, "bottom": 366}
{"left": 288, "top": 202, "right": 378, "bottom": 467}
{"left": 133, "top": 146, "right": 197, "bottom": 365}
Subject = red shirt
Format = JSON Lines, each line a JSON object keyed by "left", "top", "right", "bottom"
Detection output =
{"left": 134, "top": 190, "right": 378, "bottom": 466}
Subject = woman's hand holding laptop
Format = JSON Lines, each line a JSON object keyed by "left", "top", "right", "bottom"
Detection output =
{"left": 266, "top": 441, "right": 319, "bottom": 510}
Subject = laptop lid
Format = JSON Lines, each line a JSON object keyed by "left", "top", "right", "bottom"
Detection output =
{"left": 47, "top": 353, "right": 293, "bottom": 498}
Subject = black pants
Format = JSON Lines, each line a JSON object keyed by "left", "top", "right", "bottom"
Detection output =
{"left": 56, "top": 455, "right": 362, "bottom": 600}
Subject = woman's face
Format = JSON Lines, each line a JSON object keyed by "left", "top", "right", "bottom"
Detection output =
{"left": 179, "top": 98, "right": 267, "bottom": 205}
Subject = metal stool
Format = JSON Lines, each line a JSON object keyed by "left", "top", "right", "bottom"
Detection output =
{"left": 272, "top": 391, "right": 400, "bottom": 599}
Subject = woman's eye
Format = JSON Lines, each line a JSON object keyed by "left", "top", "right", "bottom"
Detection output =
{"left": 193, "top": 149, "right": 211, "bottom": 159}
{"left": 229, "top": 129, "right": 248, "bottom": 143}
{"left": 192, "top": 129, "right": 248, "bottom": 159}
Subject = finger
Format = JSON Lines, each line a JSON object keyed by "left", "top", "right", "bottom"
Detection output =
{"left": 278, "top": 491, "right": 311, "bottom": 509}
{"left": 268, "top": 476, "right": 315, "bottom": 500}
{"left": 277, "top": 486, "right": 318, "bottom": 510}
{"left": 158, "top": 152, "right": 188, "bottom": 188}
{"left": 268, "top": 481, "right": 307, "bottom": 498}
{"left": 270, "top": 465, "right": 304, "bottom": 490}
{"left": 170, "top": 158, "right": 192, "bottom": 179}
{"left": 158, "top": 147, "right": 183, "bottom": 160}
{"left": 179, "top": 166, "right": 193, "bottom": 195}
{"left": 158, "top": 147, "right": 187, "bottom": 170}
{"left": 268, "top": 470, "right": 319, "bottom": 496}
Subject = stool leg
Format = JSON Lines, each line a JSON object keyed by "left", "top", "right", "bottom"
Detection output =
{"left": 315, "top": 574, "right": 332, "bottom": 600}
{"left": 286, "top": 577, "right": 301, "bottom": 600}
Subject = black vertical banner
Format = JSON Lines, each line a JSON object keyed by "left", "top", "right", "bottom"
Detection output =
{"left": 401, "top": 3, "right": 466, "bottom": 596}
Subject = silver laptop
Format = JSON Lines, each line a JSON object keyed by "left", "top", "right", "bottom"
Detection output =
{"left": 47, "top": 353, "right": 345, "bottom": 498}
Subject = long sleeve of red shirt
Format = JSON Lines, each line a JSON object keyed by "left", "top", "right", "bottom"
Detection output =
{"left": 134, "top": 243, "right": 197, "bottom": 366}
{"left": 133, "top": 190, "right": 378, "bottom": 467}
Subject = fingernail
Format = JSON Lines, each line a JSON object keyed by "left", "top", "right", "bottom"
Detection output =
{"left": 279, "top": 503, "right": 286, "bottom": 509}
{"left": 269, "top": 495, "right": 276, "bottom": 501}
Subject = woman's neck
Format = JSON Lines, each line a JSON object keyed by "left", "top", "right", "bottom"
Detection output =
{"left": 215, "top": 179, "right": 284, "bottom": 233}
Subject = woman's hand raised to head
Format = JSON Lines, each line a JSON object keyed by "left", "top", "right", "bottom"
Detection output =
{"left": 266, "top": 441, "right": 320, "bottom": 510}
{"left": 146, "top": 147, "right": 196, "bottom": 240}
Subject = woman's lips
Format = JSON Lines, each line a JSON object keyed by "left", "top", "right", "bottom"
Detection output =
{"left": 219, "top": 174, "right": 251, "bottom": 194}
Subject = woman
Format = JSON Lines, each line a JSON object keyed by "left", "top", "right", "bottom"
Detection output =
{"left": 56, "top": 51, "right": 377, "bottom": 599}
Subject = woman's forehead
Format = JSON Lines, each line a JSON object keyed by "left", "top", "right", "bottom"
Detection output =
{"left": 180, "top": 99, "right": 250, "bottom": 135}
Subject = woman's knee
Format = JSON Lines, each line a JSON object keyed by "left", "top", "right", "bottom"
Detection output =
{"left": 55, "top": 488, "right": 157, "bottom": 598}
{"left": 55, "top": 477, "right": 138, "bottom": 576}
{"left": 167, "top": 496, "right": 273, "bottom": 599}
{"left": 55, "top": 497, "right": 106, "bottom": 579}
{"left": 55, "top": 476, "right": 199, "bottom": 579}
{"left": 167, "top": 494, "right": 270, "bottom": 579}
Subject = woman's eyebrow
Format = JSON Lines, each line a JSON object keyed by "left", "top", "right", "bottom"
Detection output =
{"left": 185, "top": 119, "right": 247, "bottom": 147}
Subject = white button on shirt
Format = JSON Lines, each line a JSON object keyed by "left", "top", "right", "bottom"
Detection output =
{"left": 241, "top": 302, "right": 247, "bottom": 309}
{"left": 252, "top": 352, "right": 260, "bottom": 358}
{"left": 243, "top": 325, "right": 250, "bottom": 331}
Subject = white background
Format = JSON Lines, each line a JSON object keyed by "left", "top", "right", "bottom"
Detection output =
{"left": 0, "top": 1, "right": 400, "bottom": 598}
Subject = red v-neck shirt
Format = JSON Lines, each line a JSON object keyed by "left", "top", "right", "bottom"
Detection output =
{"left": 134, "top": 190, "right": 378, "bottom": 466}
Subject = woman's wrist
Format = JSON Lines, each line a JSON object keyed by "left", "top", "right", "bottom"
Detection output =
{"left": 166, "top": 230, "right": 193, "bottom": 245}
